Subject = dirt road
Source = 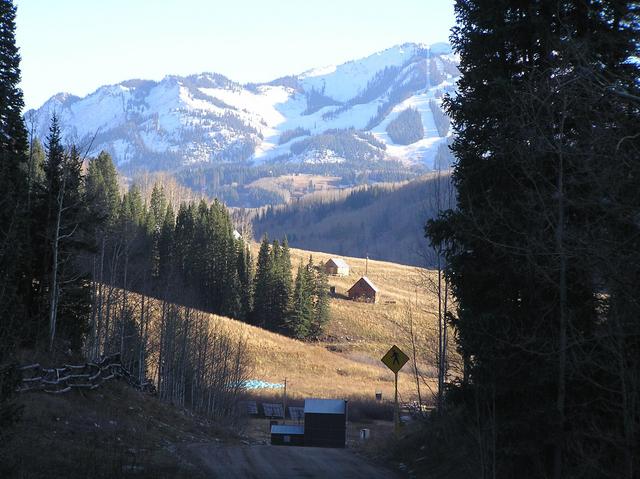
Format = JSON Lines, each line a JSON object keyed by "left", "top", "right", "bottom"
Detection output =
{"left": 185, "top": 443, "right": 401, "bottom": 479}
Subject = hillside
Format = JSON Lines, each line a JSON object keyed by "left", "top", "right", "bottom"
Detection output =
{"left": 90, "top": 247, "right": 441, "bottom": 402}
{"left": 235, "top": 245, "right": 444, "bottom": 403}
{"left": 253, "top": 171, "right": 454, "bottom": 267}
{"left": 2, "top": 380, "right": 223, "bottom": 478}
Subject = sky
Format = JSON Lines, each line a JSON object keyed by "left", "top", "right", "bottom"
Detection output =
{"left": 15, "top": 0, "right": 456, "bottom": 111}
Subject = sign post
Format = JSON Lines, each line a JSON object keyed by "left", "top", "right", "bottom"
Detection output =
{"left": 381, "top": 345, "right": 409, "bottom": 435}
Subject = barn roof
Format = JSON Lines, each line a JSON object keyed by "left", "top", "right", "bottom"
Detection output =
{"left": 304, "top": 398, "right": 347, "bottom": 415}
{"left": 271, "top": 424, "right": 304, "bottom": 435}
{"left": 347, "top": 276, "right": 379, "bottom": 293}
{"left": 326, "top": 258, "right": 349, "bottom": 269}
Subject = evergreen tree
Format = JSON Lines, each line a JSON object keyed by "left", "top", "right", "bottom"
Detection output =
{"left": 236, "top": 242, "right": 253, "bottom": 321}
{"left": 426, "top": 1, "right": 640, "bottom": 477}
{"left": 309, "top": 259, "right": 330, "bottom": 336}
{"left": 173, "top": 203, "right": 195, "bottom": 282}
{"left": 56, "top": 145, "right": 92, "bottom": 351}
{"left": 252, "top": 236, "right": 273, "bottom": 328}
{"left": 158, "top": 204, "right": 174, "bottom": 283}
{"left": 271, "top": 237, "right": 293, "bottom": 330}
{"left": 285, "top": 256, "right": 330, "bottom": 339}
{"left": 146, "top": 184, "right": 167, "bottom": 280}
{"left": 85, "top": 151, "right": 119, "bottom": 227}
{"left": 116, "top": 185, "right": 146, "bottom": 292}
{"left": 286, "top": 261, "right": 313, "bottom": 338}
{"left": 0, "top": 0, "right": 28, "bottom": 435}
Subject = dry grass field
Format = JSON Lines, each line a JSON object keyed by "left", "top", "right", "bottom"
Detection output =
{"left": 239, "top": 245, "right": 442, "bottom": 403}
{"left": 247, "top": 174, "right": 342, "bottom": 200}
{"left": 80, "top": 246, "right": 442, "bottom": 405}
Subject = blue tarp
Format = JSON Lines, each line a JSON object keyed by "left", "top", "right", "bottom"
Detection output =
{"left": 243, "top": 379, "right": 284, "bottom": 390}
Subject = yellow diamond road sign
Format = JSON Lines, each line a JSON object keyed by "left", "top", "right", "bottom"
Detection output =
{"left": 381, "top": 345, "right": 409, "bottom": 373}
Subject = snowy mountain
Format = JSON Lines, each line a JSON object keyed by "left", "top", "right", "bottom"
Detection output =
{"left": 26, "top": 42, "right": 458, "bottom": 173}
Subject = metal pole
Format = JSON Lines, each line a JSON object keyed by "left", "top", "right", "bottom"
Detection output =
{"left": 283, "top": 377, "right": 287, "bottom": 422}
{"left": 394, "top": 371, "right": 399, "bottom": 435}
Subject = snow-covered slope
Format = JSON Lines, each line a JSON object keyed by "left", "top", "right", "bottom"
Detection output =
{"left": 26, "top": 42, "right": 459, "bottom": 171}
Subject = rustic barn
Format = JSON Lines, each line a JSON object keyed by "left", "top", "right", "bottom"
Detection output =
{"left": 270, "top": 424, "right": 305, "bottom": 446}
{"left": 303, "top": 399, "right": 347, "bottom": 448}
{"left": 347, "top": 276, "right": 379, "bottom": 303}
{"left": 324, "top": 258, "right": 350, "bottom": 276}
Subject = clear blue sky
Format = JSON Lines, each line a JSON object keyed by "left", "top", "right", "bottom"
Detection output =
{"left": 15, "top": 0, "right": 456, "bottom": 110}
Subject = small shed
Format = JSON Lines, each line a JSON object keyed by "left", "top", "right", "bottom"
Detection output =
{"left": 347, "top": 276, "right": 379, "bottom": 303}
{"left": 324, "top": 258, "right": 350, "bottom": 276}
{"left": 303, "top": 399, "right": 347, "bottom": 448}
{"left": 270, "top": 424, "right": 305, "bottom": 446}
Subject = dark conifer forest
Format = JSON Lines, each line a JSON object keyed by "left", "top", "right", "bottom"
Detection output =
{"left": 420, "top": 1, "right": 640, "bottom": 478}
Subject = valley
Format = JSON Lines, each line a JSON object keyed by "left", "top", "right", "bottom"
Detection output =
{"left": 252, "top": 171, "right": 453, "bottom": 267}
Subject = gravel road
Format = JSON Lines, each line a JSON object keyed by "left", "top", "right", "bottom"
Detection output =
{"left": 185, "top": 443, "right": 401, "bottom": 479}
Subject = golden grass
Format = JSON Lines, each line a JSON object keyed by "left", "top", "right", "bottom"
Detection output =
{"left": 240, "top": 245, "right": 442, "bottom": 402}
{"left": 91, "top": 246, "right": 441, "bottom": 404}
{"left": 246, "top": 174, "right": 342, "bottom": 199}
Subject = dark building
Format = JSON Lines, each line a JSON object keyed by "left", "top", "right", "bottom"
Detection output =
{"left": 270, "top": 424, "right": 305, "bottom": 446}
{"left": 347, "top": 276, "right": 379, "bottom": 303}
{"left": 303, "top": 399, "right": 347, "bottom": 448}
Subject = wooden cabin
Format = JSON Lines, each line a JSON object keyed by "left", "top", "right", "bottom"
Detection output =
{"left": 324, "top": 258, "right": 350, "bottom": 276}
{"left": 347, "top": 276, "right": 378, "bottom": 303}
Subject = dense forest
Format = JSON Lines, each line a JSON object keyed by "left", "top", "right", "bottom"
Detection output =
{"left": 176, "top": 142, "right": 425, "bottom": 207}
{"left": 253, "top": 172, "right": 454, "bottom": 267}
{"left": 385, "top": 108, "right": 424, "bottom": 145}
{"left": 416, "top": 1, "right": 640, "bottom": 478}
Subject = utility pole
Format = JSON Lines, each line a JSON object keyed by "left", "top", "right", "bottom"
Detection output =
{"left": 283, "top": 377, "right": 287, "bottom": 422}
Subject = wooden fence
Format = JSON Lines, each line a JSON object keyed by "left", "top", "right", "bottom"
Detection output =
{"left": 17, "top": 353, "right": 153, "bottom": 394}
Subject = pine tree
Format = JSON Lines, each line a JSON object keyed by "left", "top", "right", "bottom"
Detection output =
{"left": 173, "top": 203, "right": 195, "bottom": 283}
{"left": 56, "top": 145, "right": 92, "bottom": 351}
{"left": 286, "top": 261, "right": 313, "bottom": 338}
{"left": 158, "top": 204, "right": 174, "bottom": 283}
{"left": 426, "top": 1, "right": 640, "bottom": 477}
{"left": 271, "top": 238, "right": 292, "bottom": 330}
{"left": 147, "top": 184, "right": 167, "bottom": 281}
{"left": 0, "top": 0, "right": 28, "bottom": 435}
{"left": 252, "top": 236, "right": 273, "bottom": 328}
{"left": 85, "top": 151, "right": 119, "bottom": 227}
{"left": 236, "top": 243, "right": 253, "bottom": 321}
{"left": 310, "top": 259, "right": 330, "bottom": 337}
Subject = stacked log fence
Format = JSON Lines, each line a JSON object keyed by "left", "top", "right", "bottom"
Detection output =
{"left": 17, "top": 353, "right": 154, "bottom": 394}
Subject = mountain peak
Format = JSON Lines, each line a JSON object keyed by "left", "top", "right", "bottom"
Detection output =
{"left": 26, "top": 42, "right": 458, "bottom": 175}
